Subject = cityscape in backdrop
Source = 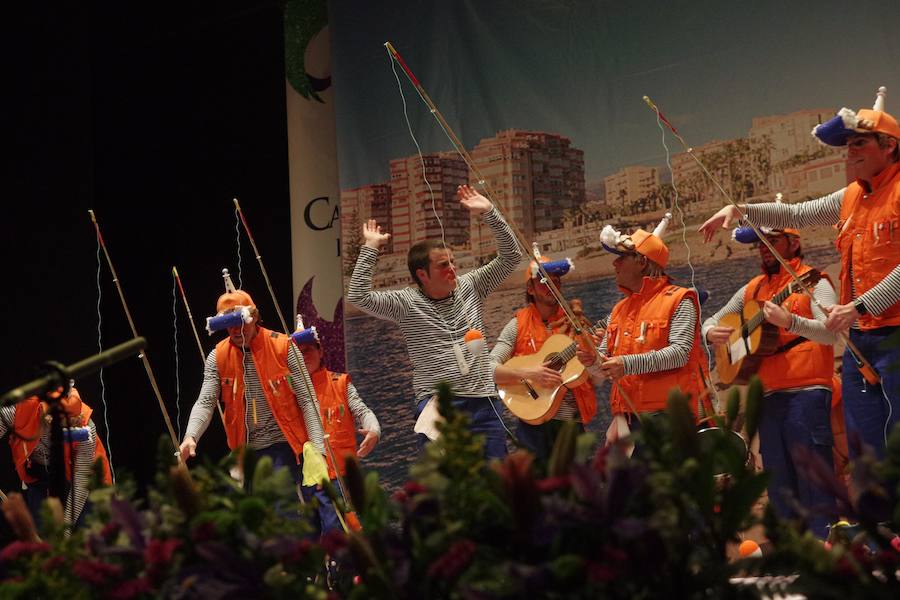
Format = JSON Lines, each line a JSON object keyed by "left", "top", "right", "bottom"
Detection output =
{"left": 340, "top": 106, "right": 846, "bottom": 287}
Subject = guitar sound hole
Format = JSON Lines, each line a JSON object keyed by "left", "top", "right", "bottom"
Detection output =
{"left": 545, "top": 353, "right": 563, "bottom": 371}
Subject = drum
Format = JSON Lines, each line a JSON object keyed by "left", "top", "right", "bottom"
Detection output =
{"left": 697, "top": 417, "right": 751, "bottom": 477}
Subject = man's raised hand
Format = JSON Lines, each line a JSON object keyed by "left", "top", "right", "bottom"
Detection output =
{"left": 457, "top": 184, "right": 492, "bottom": 215}
{"left": 363, "top": 219, "right": 391, "bottom": 250}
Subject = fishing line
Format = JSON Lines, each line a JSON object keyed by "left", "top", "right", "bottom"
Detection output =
{"left": 172, "top": 278, "right": 182, "bottom": 441}
{"left": 95, "top": 235, "right": 116, "bottom": 484}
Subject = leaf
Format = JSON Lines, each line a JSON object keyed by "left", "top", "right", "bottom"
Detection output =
{"left": 726, "top": 387, "right": 740, "bottom": 429}
{"left": 548, "top": 421, "right": 578, "bottom": 477}
{"left": 744, "top": 377, "right": 764, "bottom": 442}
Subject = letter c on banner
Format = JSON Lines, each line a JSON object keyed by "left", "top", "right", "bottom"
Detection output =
{"left": 304, "top": 196, "right": 340, "bottom": 231}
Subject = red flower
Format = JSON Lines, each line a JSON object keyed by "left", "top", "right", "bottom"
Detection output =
{"left": 101, "top": 521, "right": 122, "bottom": 543}
{"left": 190, "top": 521, "right": 217, "bottom": 543}
{"left": 0, "top": 541, "right": 50, "bottom": 562}
{"left": 427, "top": 539, "right": 476, "bottom": 580}
{"left": 42, "top": 555, "right": 66, "bottom": 571}
{"left": 403, "top": 481, "right": 427, "bottom": 496}
{"left": 535, "top": 475, "right": 571, "bottom": 493}
{"left": 108, "top": 576, "right": 152, "bottom": 600}
{"left": 320, "top": 530, "right": 348, "bottom": 556}
{"left": 592, "top": 445, "right": 611, "bottom": 475}
{"left": 72, "top": 559, "right": 122, "bottom": 585}
{"left": 144, "top": 538, "right": 181, "bottom": 566}
{"left": 144, "top": 538, "right": 181, "bottom": 582}
{"left": 285, "top": 539, "right": 314, "bottom": 565}
{"left": 587, "top": 560, "right": 618, "bottom": 582}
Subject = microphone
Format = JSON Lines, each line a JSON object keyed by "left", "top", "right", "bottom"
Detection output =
{"left": 1, "top": 337, "right": 147, "bottom": 407}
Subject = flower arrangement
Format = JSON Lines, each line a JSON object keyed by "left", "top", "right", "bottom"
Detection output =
{"left": 2, "top": 378, "right": 898, "bottom": 598}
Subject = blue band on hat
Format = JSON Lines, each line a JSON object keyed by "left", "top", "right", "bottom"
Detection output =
{"left": 532, "top": 258, "right": 573, "bottom": 278}
{"left": 291, "top": 327, "right": 319, "bottom": 346}
{"left": 813, "top": 114, "right": 853, "bottom": 147}
{"left": 206, "top": 311, "right": 245, "bottom": 335}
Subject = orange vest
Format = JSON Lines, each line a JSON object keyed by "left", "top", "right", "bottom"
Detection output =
{"left": 606, "top": 277, "right": 710, "bottom": 416}
{"left": 216, "top": 328, "right": 310, "bottom": 461}
{"left": 512, "top": 305, "right": 597, "bottom": 423}
{"left": 311, "top": 369, "right": 356, "bottom": 479}
{"left": 744, "top": 259, "right": 834, "bottom": 391}
{"left": 8, "top": 395, "right": 113, "bottom": 486}
{"left": 835, "top": 162, "right": 900, "bottom": 329}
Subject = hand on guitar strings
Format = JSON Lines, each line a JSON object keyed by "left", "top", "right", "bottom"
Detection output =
{"left": 705, "top": 326, "right": 734, "bottom": 345}
{"left": 762, "top": 301, "right": 792, "bottom": 329}
{"left": 526, "top": 365, "right": 564, "bottom": 388}
{"left": 823, "top": 302, "right": 860, "bottom": 332}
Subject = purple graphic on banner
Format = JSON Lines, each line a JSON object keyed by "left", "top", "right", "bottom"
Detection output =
{"left": 296, "top": 277, "right": 345, "bottom": 372}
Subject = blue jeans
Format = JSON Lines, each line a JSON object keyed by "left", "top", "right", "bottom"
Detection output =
{"left": 415, "top": 395, "right": 508, "bottom": 460}
{"left": 254, "top": 442, "right": 341, "bottom": 536}
{"left": 842, "top": 326, "right": 900, "bottom": 460}
{"left": 517, "top": 418, "right": 585, "bottom": 461}
{"left": 23, "top": 463, "right": 89, "bottom": 530}
{"left": 758, "top": 389, "right": 834, "bottom": 539}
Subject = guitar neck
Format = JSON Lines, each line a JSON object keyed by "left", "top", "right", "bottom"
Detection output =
{"left": 745, "top": 282, "right": 795, "bottom": 333}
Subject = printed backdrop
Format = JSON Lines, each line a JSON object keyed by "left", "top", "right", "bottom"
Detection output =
{"left": 295, "top": 0, "right": 898, "bottom": 490}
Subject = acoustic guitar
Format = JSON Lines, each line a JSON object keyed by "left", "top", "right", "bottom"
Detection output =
{"left": 714, "top": 270, "right": 821, "bottom": 386}
{"left": 498, "top": 319, "right": 605, "bottom": 425}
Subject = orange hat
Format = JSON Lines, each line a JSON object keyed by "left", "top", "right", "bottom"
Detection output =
{"left": 216, "top": 290, "right": 255, "bottom": 314}
{"left": 216, "top": 268, "right": 255, "bottom": 314}
{"left": 630, "top": 229, "right": 670, "bottom": 269}
{"left": 856, "top": 107, "right": 900, "bottom": 140}
{"left": 812, "top": 87, "right": 900, "bottom": 145}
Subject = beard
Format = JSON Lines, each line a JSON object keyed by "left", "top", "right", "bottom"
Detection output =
{"left": 761, "top": 259, "right": 781, "bottom": 276}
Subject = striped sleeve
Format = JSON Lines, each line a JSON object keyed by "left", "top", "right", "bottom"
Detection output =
{"left": 788, "top": 277, "right": 839, "bottom": 345}
{"left": 858, "top": 265, "right": 900, "bottom": 316}
{"left": 621, "top": 298, "right": 697, "bottom": 376}
{"left": 287, "top": 347, "right": 325, "bottom": 454}
{"left": 465, "top": 208, "right": 524, "bottom": 299}
{"left": 347, "top": 382, "right": 380, "bottom": 438}
{"left": 744, "top": 189, "right": 844, "bottom": 229}
{"left": 184, "top": 349, "right": 220, "bottom": 443}
{"left": 0, "top": 406, "right": 13, "bottom": 437}
{"left": 701, "top": 285, "right": 747, "bottom": 341}
{"left": 346, "top": 246, "right": 408, "bottom": 322}
{"left": 67, "top": 420, "right": 97, "bottom": 527}
{"left": 489, "top": 317, "right": 519, "bottom": 366}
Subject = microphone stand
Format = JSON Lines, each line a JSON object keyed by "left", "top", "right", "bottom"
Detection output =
{"left": 1, "top": 338, "right": 146, "bottom": 523}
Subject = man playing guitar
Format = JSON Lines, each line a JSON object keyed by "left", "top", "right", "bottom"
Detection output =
{"left": 490, "top": 257, "right": 599, "bottom": 459}
{"left": 702, "top": 227, "right": 837, "bottom": 538}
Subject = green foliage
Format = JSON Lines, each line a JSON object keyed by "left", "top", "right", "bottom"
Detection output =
{"left": 5, "top": 383, "right": 900, "bottom": 598}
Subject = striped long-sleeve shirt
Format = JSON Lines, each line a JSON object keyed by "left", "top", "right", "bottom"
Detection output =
{"left": 343, "top": 381, "right": 381, "bottom": 437}
{"left": 0, "top": 406, "right": 96, "bottom": 526}
{"left": 594, "top": 298, "right": 698, "bottom": 376}
{"left": 184, "top": 345, "right": 325, "bottom": 453}
{"left": 745, "top": 190, "right": 900, "bottom": 317}
{"left": 347, "top": 207, "right": 523, "bottom": 403}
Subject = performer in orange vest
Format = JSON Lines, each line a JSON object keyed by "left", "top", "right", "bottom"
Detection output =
{"left": 700, "top": 86, "right": 900, "bottom": 459}
{"left": 293, "top": 324, "right": 380, "bottom": 502}
{"left": 180, "top": 270, "right": 328, "bottom": 522}
{"left": 703, "top": 227, "right": 837, "bottom": 537}
{"left": 491, "top": 256, "right": 598, "bottom": 459}
{"left": 595, "top": 214, "right": 711, "bottom": 448}
{"left": 1, "top": 386, "right": 112, "bottom": 528}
